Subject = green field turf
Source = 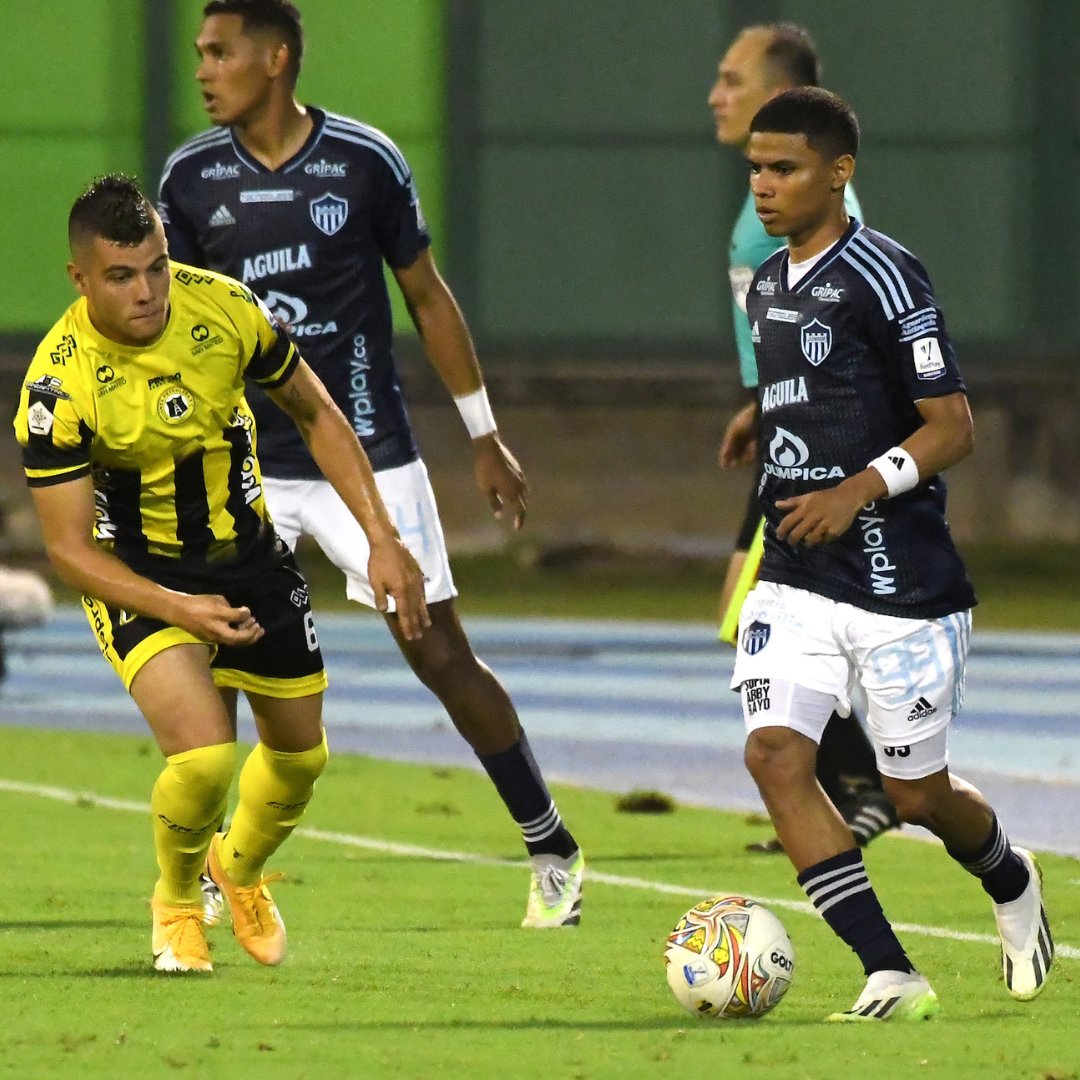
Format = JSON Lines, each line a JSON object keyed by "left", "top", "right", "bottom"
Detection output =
{"left": 1, "top": 727, "right": 1077, "bottom": 1079}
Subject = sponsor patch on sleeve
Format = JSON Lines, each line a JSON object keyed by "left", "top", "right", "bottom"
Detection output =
{"left": 27, "top": 400, "right": 55, "bottom": 436}
{"left": 912, "top": 336, "right": 946, "bottom": 379}
{"left": 898, "top": 307, "right": 939, "bottom": 342}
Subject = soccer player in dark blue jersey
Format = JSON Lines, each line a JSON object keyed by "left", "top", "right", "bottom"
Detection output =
{"left": 709, "top": 23, "right": 895, "bottom": 854}
{"left": 158, "top": 0, "right": 583, "bottom": 927}
{"left": 728, "top": 87, "right": 1052, "bottom": 1018}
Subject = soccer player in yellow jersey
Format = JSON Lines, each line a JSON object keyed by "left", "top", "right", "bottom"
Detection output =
{"left": 14, "top": 175, "right": 429, "bottom": 973}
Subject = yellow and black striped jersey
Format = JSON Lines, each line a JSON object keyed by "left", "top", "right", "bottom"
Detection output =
{"left": 14, "top": 262, "right": 299, "bottom": 584}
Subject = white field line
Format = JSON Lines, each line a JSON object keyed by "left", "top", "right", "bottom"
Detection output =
{"left": 2, "top": 777, "right": 1076, "bottom": 961}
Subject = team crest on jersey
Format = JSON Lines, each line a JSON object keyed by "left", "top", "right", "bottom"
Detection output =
{"left": 310, "top": 193, "right": 349, "bottom": 236}
{"left": 800, "top": 318, "right": 832, "bottom": 366}
{"left": 742, "top": 620, "right": 771, "bottom": 656}
{"left": 157, "top": 386, "right": 195, "bottom": 425}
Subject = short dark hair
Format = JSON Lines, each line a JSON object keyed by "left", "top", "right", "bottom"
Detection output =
{"left": 739, "top": 22, "right": 821, "bottom": 88}
{"left": 751, "top": 87, "right": 860, "bottom": 159}
{"left": 68, "top": 174, "right": 156, "bottom": 249}
{"left": 203, "top": 0, "right": 304, "bottom": 81}
{"left": 763, "top": 23, "right": 821, "bottom": 88}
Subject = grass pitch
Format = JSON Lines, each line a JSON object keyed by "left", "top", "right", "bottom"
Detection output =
{"left": 0, "top": 726, "right": 1077, "bottom": 1079}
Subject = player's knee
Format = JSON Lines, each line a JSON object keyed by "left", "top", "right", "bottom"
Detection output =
{"left": 169, "top": 742, "right": 237, "bottom": 808}
{"left": 263, "top": 734, "right": 329, "bottom": 786}
{"left": 880, "top": 776, "right": 937, "bottom": 828}
{"left": 408, "top": 634, "right": 480, "bottom": 691}
{"left": 744, "top": 729, "right": 808, "bottom": 792}
{"left": 295, "top": 734, "right": 329, "bottom": 783}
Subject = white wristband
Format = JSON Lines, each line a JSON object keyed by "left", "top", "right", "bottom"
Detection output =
{"left": 454, "top": 386, "right": 497, "bottom": 439}
{"left": 868, "top": 446, "right": 919, "bottom": 498}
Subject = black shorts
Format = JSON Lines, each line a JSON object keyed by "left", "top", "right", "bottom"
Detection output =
{"left": 83, "top": 549, "right": 327, "bottom": 697}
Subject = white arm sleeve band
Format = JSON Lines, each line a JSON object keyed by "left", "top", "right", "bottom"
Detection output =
{"left": 868, "top": 446, "right": 920, "bottom": 498}
{"left": 454, "top": 386, "right": 497, "bottom": 439}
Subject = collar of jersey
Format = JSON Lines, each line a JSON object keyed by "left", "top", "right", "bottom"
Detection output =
{"left": 779, "top": 218, "right": 863, "bottom": 293}
{"left": 77, "top": 298, "right": 175, "bottom": 355}
{"left": 228, "top": 105, "right": 327, "bottom": 175}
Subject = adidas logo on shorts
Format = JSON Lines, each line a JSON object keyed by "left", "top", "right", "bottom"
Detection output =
{"left": 906, "top": 696, "right": 937, "bottom": 722}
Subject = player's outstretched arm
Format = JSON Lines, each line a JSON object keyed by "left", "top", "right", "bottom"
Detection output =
{"left": 29, "top": 477, "right": 263, "bottom": 646}
{"left": 393, "top": 251, "right": 528, "bottom": 530}
{"left": 775, "top": 391, "right": 974, "bottom": 548}
{"left": 266, "top": 361, "right": 430, "bottom": 639}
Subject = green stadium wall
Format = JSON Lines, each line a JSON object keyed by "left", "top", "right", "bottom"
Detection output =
{"left": 2, "top": 2, "right": 1073, "bottom": 355}
{"left": 452, "top": 0, "right": 1065, "bottom": 354}
{"left": 0, "top": 0, "right": 445, "bottom": 336}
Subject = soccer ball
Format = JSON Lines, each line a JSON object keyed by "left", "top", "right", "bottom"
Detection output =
{"left": 664, "top": 895, "right": 795, "bottom": 1019}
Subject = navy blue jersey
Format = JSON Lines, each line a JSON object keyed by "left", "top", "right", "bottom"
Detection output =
{"left": 158, "top": 107, "right": 430, "bottom": 476}
{"left": 746, "top": 220, "right": 976, "bottom": 618}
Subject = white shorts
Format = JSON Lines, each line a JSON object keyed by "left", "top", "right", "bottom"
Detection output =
{"left": 730, "top": 581, "right": 971, "bottom": 780}
{"left": 263, "top": 460, "right": 457, "bottom": 610}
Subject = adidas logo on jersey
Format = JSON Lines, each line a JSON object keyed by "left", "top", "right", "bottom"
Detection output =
{"left": 209, "top": 205, "right": 236, "bottom": 227}
{"left": 906, "top": 696, "right": 937, "bottom": 721}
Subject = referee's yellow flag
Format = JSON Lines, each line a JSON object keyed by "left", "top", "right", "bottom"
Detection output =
{"left": 718, "top": 518, "right": 765, "bottom": 645}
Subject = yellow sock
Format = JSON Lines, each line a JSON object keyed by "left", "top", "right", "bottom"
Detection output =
{"left": 151, "top": 742, "right": 236, "bottom": 906}
{"left": 220, "top": 735, "right": 329, "bottom": 886}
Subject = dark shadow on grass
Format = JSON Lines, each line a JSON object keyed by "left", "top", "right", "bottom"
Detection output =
{"left": 321, "top": 855, "right": 525, "bottom": 867}
{"left": 587, "top": 853, "right": 738, "bottom": 864}
{"left": 275, "top": 1017, "right": 829, "bottom": 1032}
{"left": 319, "top": 923, "right": 512, "bottom": 934}
{"left": 0, "top": 966, "right": 157, "bottom": 979}
{"left": 0, "top": 919, "right": 136, "bottom": 930}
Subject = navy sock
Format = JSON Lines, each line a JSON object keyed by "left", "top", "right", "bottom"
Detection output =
{"left": 798, "top": 849, "right": 914, "bottom": 976}
{"left": 946, "top": 813, "right": 1029, "bottom": 904}
{"left": 477, "top": 733, "right": 577, "bottom": 859}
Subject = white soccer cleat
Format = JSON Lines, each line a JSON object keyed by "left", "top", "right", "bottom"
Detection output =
{"left": 521, "top": 850, "right": 584, "bottom": 928}
{"left": 993, "top": 847, "right": 1053, "bottom": 1001}
{"left": 827, "top": 969, "right": 939, "bottom": 1022}
{"left": 200, "top": 872, "right": 225, "bottom": 928}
